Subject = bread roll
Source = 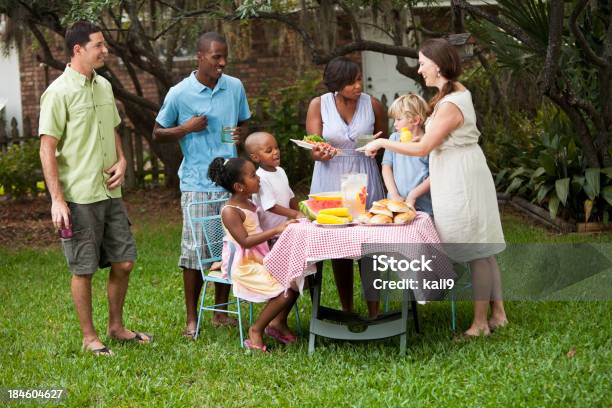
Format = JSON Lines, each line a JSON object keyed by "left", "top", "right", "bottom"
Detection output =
{"left": 373, "top": 199, "right": 390, "bottom": 207}
{"left": 370, "top": 214, "right": 393, "bottom": 224}
{"left": 370, "top": 206, "right": 393, "bottom": 217}
{"left": 393, "top": 211, "right": 416, "bottom": 224}
{"left": 387, "top": 200, "right": 414, "bottom": 213}
{"left": 356, "top": 212, "right": 374, "bottom": 224}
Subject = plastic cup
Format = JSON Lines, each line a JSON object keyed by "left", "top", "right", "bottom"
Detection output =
{"left": 355, "top": 134, "right": 374, "bottom": 148}
{"left": 341, "top": 173, "right": 368, "bottom": 218}
{"left": 222, "top": 126, "right": 236, "bottom": 144}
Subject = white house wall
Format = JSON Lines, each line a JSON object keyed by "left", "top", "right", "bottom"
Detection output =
{"left": 0, "top": 45, "right": 23, "bottom": 134}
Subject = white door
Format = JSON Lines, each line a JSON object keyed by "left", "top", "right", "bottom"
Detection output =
{"left": 0, "top": 47, "right": 23, "bottom": 134}
{"left": 361, "top": 26, "right": 421, "bottom": 124}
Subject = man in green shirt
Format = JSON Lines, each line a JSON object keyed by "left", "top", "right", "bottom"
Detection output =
{"left": 39, "top": 21, "right": 151, "bottom": 356}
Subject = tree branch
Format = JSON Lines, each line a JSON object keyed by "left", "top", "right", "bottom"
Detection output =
{"left": 245, "top": 11, "right": 318, "bottom": 55}
{"left": 406, "top": 24, "right": 446, "bottom": 38}
{"left": 359, "top": 22, "right": 395, "bottom": 43}
{"left": 124, "top": 1, "right": 173, "bottom": 89}
{"left": 547, "top": 90, "right": 600, "bottom": 168}
{"left": 99, "top": 19, "right": 144, "bottom": 97}
{"left": 162, "top": 0, "right": 186, "bottom": 71}
{"left": 570, "top": 0, "right": 607, "bottom": 68}
{"left": 28, "top": 21, "right": 65, "bottom": 71}
{"left": 152, "top": 6, "right": 217, "bottom": 41}
{"left": 451, "top": 0, "right": 544, "bottom": 52}
{"left": 395, "top": 56, "right": 421, "bottom": 83}
{"left": 389, "top": 5, "right": 421, "bottom": 84}
{"left": 450, "top": 1, "right": 465, "bottom": 34}
{"left": 247, "top": 9, "right": 418, "bottom": 65}
{"left": 28, "top": 19, "right": 158, "bottom": 113}
{"left": 110, "top": 83, "right": 160, "bottom": 112}
{"left": 312, "top": 40, "right": 419, "bottom": 65}
{"left": 476, "top": 49, "right": 509, "bottom": 125}
{"left": 601, "top": 16, "right": 612, "bottom": 134}
{"left": 17, "top": 0, "right": 64, "bottom": 34}
{"left": 153, "top": 0, "right": 180, "bottom": 12}
{"left": 540, "top": 0, "right": 564, "bottom": 94}
{"left": 338, "top": 2, "right": 362, "bottom": 42}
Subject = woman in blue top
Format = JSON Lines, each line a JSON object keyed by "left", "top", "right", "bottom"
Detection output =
{"left": 305, "top": 56, "right": 387, "bottom": 316}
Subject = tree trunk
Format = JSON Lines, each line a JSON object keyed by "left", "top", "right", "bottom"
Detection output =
{"left": 548, "top": 91, "right": 602, "bottom": 168}
{"left": 122, "top": 106, "right": 182, "bottom": 190}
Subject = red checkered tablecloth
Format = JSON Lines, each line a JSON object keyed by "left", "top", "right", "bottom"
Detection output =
{"left": 264, "top": 213, "right": 455, "bottom": 290}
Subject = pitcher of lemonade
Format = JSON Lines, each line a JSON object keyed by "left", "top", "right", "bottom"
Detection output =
{"left": 341, "top": 173, "right": 367, "bottom": 218}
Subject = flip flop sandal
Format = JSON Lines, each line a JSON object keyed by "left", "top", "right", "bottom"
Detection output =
{"left": 243, "top": 339, "right": 268, "bottom": 352}
{"left": 264, "top": 327, "right": 297, "bottom": 344}
{"left": 82, "top": 344, "right": 114, "bottom": 356}
{"left": 182, "top": 329, "right": 197, "bottom": 340}
{"left": 90, "top": 346, "right": 114, "bottom": 356}
{"left": 211, "top": 317, "right": 238, "bottom": 328}
{"left": 112, "top": 332, "right": 153, "bottom": 344}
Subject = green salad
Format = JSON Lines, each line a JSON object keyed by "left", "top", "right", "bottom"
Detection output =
{"left": 303, "top": 134, "right": 325, "bottom": 143}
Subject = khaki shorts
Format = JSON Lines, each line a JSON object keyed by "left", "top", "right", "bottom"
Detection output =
{"left": 62, "top": 198, "right": 137, "bottom": 275}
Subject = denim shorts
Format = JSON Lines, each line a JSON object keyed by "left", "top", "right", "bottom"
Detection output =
{"left": 62, "top": 198, "right": 137, "bottom": 275}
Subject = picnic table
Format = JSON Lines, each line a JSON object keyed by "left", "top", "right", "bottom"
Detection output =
{"left": 263, "top": 214, "right": 455, "bottom": 354}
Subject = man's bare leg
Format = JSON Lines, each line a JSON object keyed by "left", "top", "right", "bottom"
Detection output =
{"left": 106, "top": 261, "right": 150, "bottom": 342}
{"left": 183, "top": 267, "right": 203, "bottom": 334}
{"left": 71, "top": 274, "right": 106, "bottom": 352}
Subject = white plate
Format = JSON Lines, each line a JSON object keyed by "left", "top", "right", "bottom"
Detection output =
{"left": 290, "top": 139, "right": 315, "bottom": 149}
{"left": 357, "top": 222, "right": 407, "bottom": 227}
{"left": 307, "top": 191, "right": 342, "bottom": 200}
{"left": 290, "top": 139, "right": 347, "bottom": 156}
{"left": 313, "top": 221, "right": 356, "bottom": 228}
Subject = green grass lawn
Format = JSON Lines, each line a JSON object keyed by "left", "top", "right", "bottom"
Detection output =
{"left": 1, "top": 211, "right": 610, "bottom": 406}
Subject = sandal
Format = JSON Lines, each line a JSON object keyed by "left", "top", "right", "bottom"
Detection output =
{"left": 88, "top": 346, "right": 114, "bottom": 356}
{"left": 110, "top": 331, "right": 153, "bottom": 344}
{"left": 264, "top": 326, "right": 297, "bottom": 344}
{"left": 243, "top": 339, "right": 268, "bottom": 352}
{"left": 211, "top": 316, "right": 238, "bottom": 328}
{"left": 82, "top": 342, "right": 114, "bottom": 356}
{"left": 182, "top": 328, "right": 197, "bottom": 340}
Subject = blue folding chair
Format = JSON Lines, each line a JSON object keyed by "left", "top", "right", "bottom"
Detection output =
{"left": 189, "top": 198, "right": 301, "bottom": 346}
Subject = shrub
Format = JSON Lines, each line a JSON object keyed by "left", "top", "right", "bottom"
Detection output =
{"left": 0, "top": 140, "right": 42, "bottom": 199}
{"left": 494, "top": 105, "right": 612, "bottom": 223}
{"left": 248, "top": 70, "right": 322, "bottom": 194}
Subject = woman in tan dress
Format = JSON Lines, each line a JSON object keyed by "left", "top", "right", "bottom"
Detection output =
{"left": 358, "top": 39, "right": 508, "bottom": 337}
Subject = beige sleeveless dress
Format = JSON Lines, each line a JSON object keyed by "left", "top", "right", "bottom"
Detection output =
{"left": 221, "top": 204, "right": 285, "bottom": 303}
{"left": 426, "top": 90, "right": 505, "bottom": 262}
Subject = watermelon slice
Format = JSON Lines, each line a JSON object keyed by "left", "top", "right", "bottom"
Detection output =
{"left": 299, "top": 199, "right": 343, "bottom": 220}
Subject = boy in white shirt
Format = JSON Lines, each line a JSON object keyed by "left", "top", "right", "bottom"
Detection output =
{"left": 245, "top": 132, "right": 304, "bottom": 236}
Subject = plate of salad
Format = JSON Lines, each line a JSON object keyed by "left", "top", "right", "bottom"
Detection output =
{"left": 291, "top": 135, "right": 341, "bottom": 155}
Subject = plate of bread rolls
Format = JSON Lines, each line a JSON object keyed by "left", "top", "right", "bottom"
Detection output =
{"left": 356, "top": 199, "right": 417, "bottom": 226}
